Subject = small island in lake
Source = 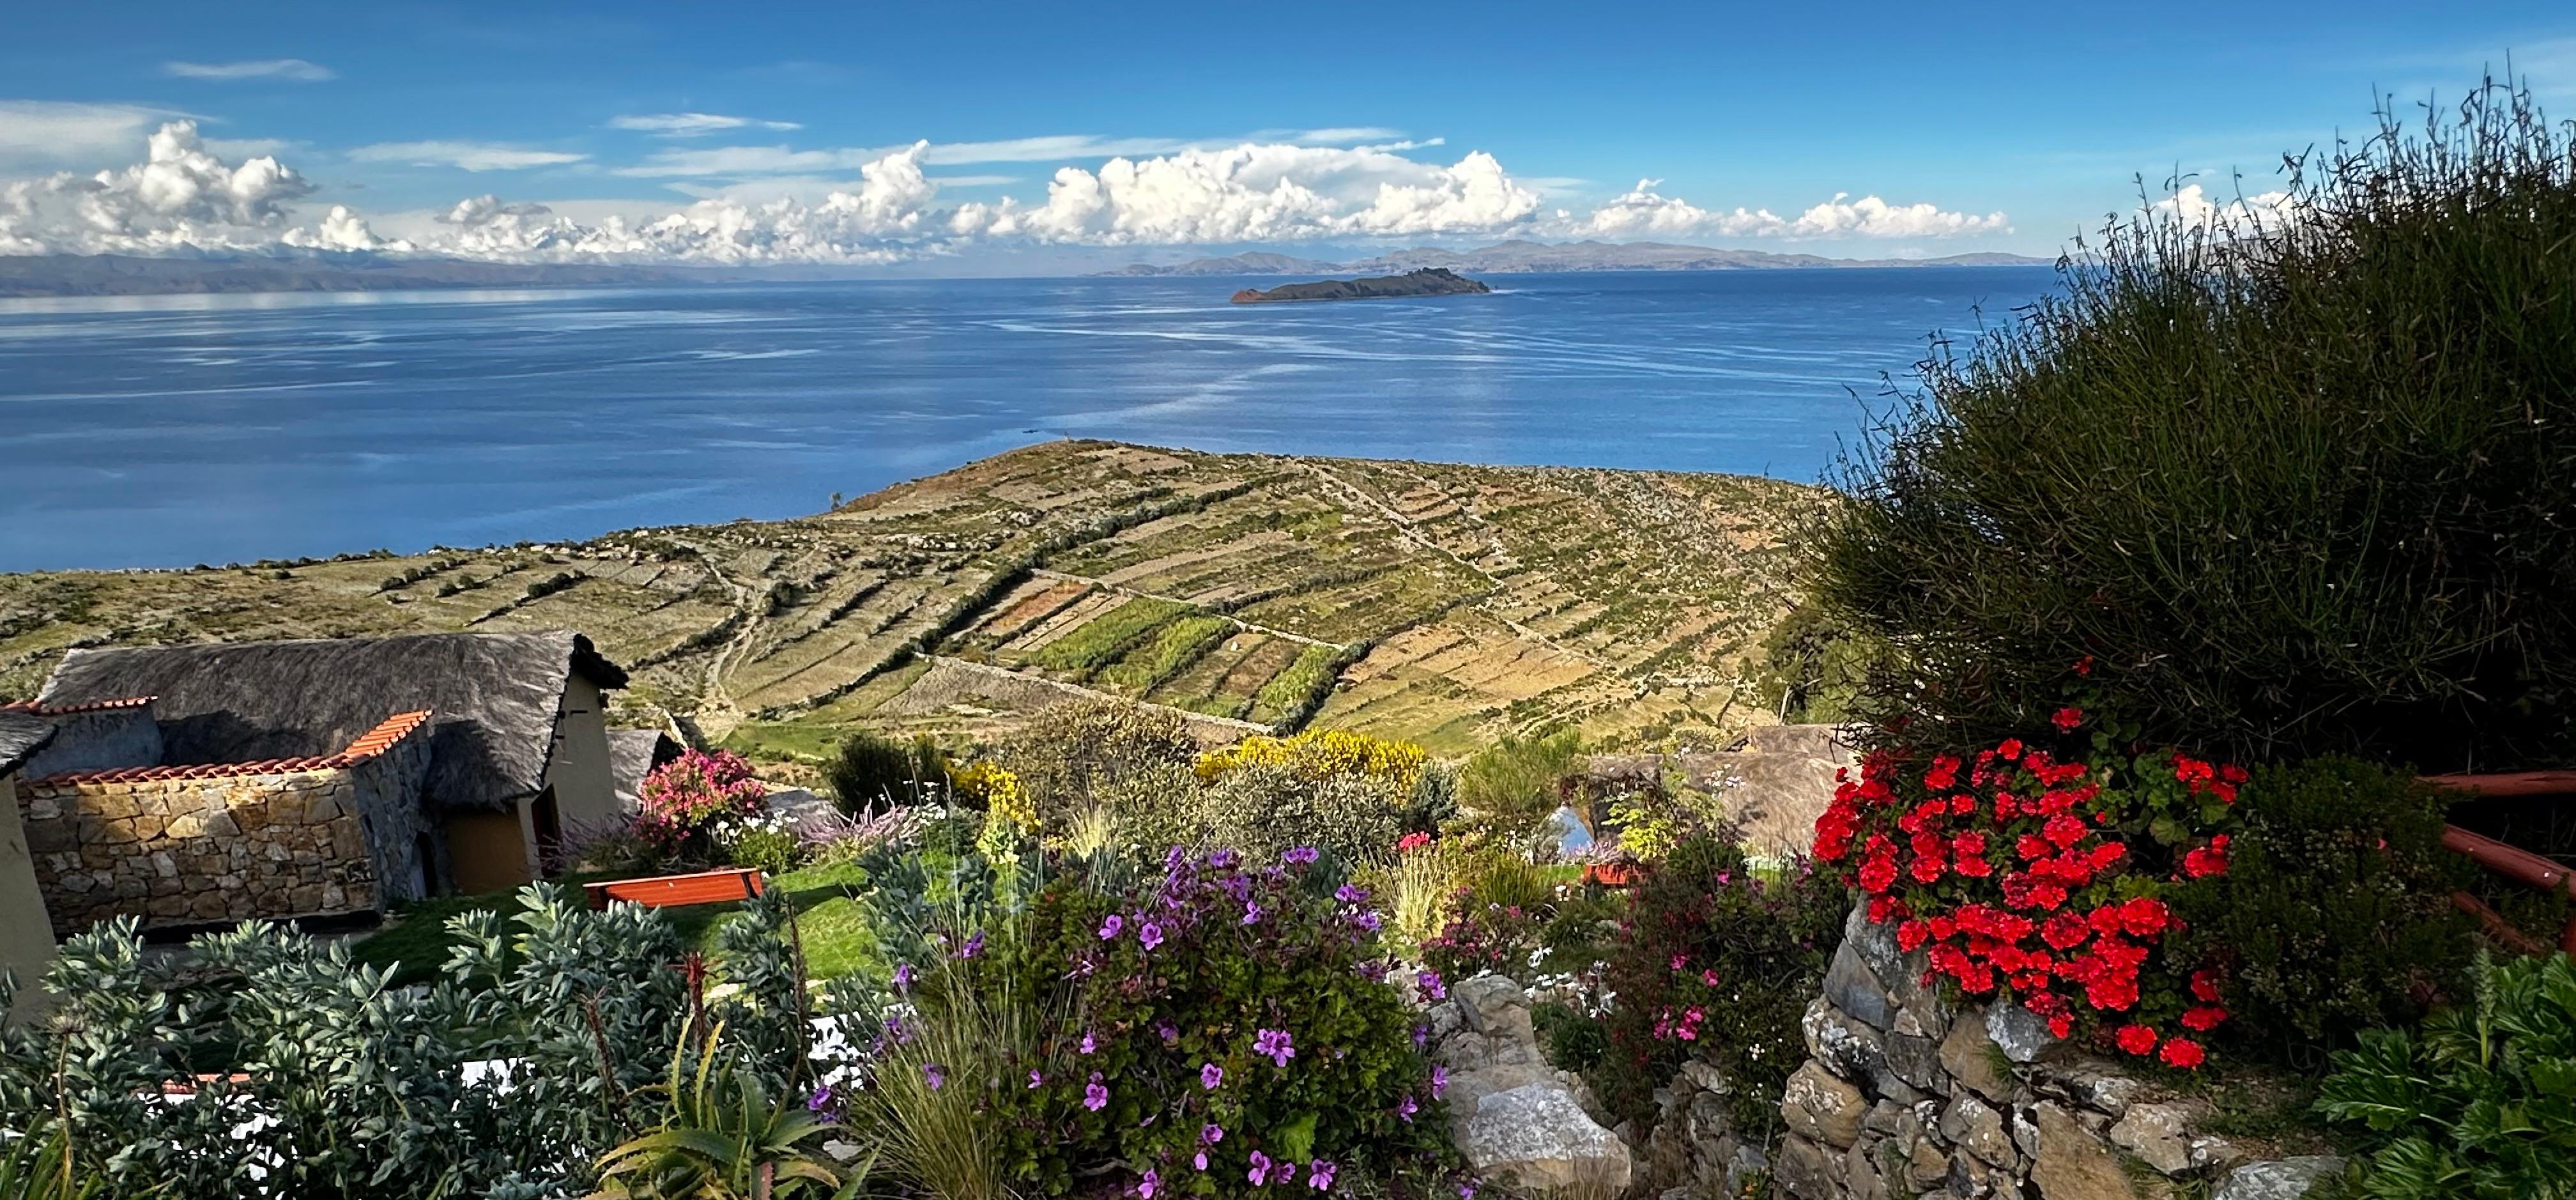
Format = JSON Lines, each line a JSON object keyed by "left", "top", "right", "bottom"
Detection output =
{"left": 1229, "top": 267, "right": 1494, "bottom": 304}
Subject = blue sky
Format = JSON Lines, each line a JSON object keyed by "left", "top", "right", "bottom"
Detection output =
{"left": 4, "top": 1, "right": 2573, "bottom": 270}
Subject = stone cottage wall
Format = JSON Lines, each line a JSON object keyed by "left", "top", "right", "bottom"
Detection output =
{"left": 1754, "top": 903, "right": 2340, "bottom": 1200}
{"left": 20, "top": 765, "right": 381, "bottom": 936}
{"left": 16, "top": 704, "right": 162, "bottom": 780}
{"left": 346, "top": 732, "right": 436, "bottom": 903}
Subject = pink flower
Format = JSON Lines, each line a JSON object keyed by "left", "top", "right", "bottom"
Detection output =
{"left": 1140, "top": 921, "right": 1165, "bottom": 950}
{"left": 1084, "top": 1072, "right": 1109, "bottom": 1111}
{"left": 1201, "top": 1063, "right": 1223, "bottom": 1089}
{"left": 1099, "top": 914, "right": 1124, "bottom": 939}
{"left": 1248, "top": 1152, "right": 1274, "bottom": 1187}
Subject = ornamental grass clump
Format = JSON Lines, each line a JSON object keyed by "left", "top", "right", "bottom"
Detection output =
{"left": 1814, "top": 712, "right": 2248, "bottom": 1070}
{"left": 1811, "top": 78, "right": 2576, "bottom": 772}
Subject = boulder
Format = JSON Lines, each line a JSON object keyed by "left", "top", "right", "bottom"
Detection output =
{"left": 1802, "top": 999, "right": 1889, "bottom": 1081}
{"left": 2212, "top": 1157, "right": 2345, "bottom": 1200}
{"left": 1821, "top": 943, "right": 1894, "bottom": 1031}
{"left": 1770, "top": 1134, "right": 1844, "bottom": 1200}
{"left": 1940, "top": 1094, "right": 2016, "bottom": 1169}
{"left": 1984, "top": 1001, "right": 2061, "bottom": 1063}
{"left": 2108, "top": 1103, "right": 2198, "bottom": 1176}
{"left": 1455, "top": 1082, "right": 1633, "bottom": 1192}
{"left": 1454, "top": 975, "right": 1538, "bottom": 1043}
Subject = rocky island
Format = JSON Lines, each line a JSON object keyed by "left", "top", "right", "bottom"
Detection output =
{"left": 1229, "top": 267, "right": 1493, "bottom": 304}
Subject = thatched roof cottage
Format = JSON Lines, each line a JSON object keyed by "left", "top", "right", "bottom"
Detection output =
{"left": 11, "top": 631, "right": 629, "bottom": 938}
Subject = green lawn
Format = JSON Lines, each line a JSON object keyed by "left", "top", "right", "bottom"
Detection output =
{"left": 350, "top": 858, "right": 884, "bottom": 987}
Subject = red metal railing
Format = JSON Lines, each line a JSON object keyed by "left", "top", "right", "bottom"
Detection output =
{"left": 2422, "top": 773, "right": 2576, "bottom": 956}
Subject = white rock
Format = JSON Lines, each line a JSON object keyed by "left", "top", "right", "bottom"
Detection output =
{"left": 1456, "top": 1082, "right": 1634, "bottom": 1192}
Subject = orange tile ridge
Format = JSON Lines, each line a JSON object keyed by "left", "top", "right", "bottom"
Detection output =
{"left": 0, "top": 695, "right": 157, "bottom": 716}
{"left": 25, "top": 709, "right": 433, "bottom": 787}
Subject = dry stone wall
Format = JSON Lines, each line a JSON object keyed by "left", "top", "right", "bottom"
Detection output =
{"left": 1754, "top": 904, "right": 2341, "bottom": 1200}
{"left": 20, "top": 765, "right": 381, "bottom": 935}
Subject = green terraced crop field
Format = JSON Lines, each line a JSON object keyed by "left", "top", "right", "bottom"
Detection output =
{"left": 0, "top": 440, "right": 1825, "bottom": 765}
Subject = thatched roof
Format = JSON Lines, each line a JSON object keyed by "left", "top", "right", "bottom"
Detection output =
{"left": 0, "top": 712, "right": 56, "bottom": 778}
{"left": 610, "top": 727, "right": 682, "bottom": 808}
{"left": 38, "top": 632, "right": 627, "bottom": 812}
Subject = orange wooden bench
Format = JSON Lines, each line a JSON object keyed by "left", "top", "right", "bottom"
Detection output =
{"left": 582, "top": 867, "right": 766, "bottom": 911}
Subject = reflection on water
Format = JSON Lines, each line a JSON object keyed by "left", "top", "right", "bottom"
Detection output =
{"left": 0, "top": 268, "right": 2054, "bottom": 571}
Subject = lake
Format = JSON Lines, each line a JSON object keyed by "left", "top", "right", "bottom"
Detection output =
{"left": 0, "top": 267, "right": 2055, "bottom": 571}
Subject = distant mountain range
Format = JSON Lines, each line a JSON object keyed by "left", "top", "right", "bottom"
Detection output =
{"left": 1100, "top": 240, "right": 2051, "bottom": 276}
{"left": 0, "top": 238, "right": 2054, "bottom": 298}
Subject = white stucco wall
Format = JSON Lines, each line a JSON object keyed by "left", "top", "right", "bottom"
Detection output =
{"left": 544, "top": 676, "right": 620, "bottom": 838}
{"left": 0, "top": 773, "right": 57, "bottom": 1023}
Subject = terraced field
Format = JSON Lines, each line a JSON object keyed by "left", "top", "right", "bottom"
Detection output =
{"left": 0, "top": 440, "right": 1825, "bottom": 761}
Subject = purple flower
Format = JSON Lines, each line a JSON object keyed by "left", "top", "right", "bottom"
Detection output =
{"left": 923, "top": 1063, "right": 945, "bottom": 1090}
{"left": 1028, "top": 1070, "right": 1045, "bottom": 1089}
{"left": 955, "top": 931, "right": 984, "bottom": 959}
{"left": 807, "top": 1085, "right": 835, "bottom": 1112}
{"left": 1202, "top": 1123, "right": 1225, "bottom": 1144}
{"left": 1432, "top": 1065, "right": 1449, "bottom": 1100}
{"left": 1253, "top": 1027, "right": 1296, "bottom": 1068}
{"left": 1099, "top": 914, "right": 1124, "bottom": 940}
{"left": 1308, "top": 1160, "right": 1337, "bottom": 1191}
{"left": 1138, "top": 1169, "right": 1160, "bottom": 1199}
{"left": 1158, "top": 1021, "right": 1180, "bottom": 1047}
{"left": 1284, "top": 846, "right": 1320, "bottom": 865}
{"left": 1201, "top": 1063, "right": 1223, "bottom": 1090}
{"left": 1460, "top": 1183, "right": 1478, "bottom": 1200}
{"left": 892, "top": 962, "right": 915, "bottom": 993}
{"left": 1084, "top": 1072, "right": 1109, "bottom": 1112}
{"left": 1209, "top": 849, "right": 1239, "bottom": 869}
{"left": 1243, "top": 901, "right": 1263, "bottom": 925}
{"left": 1413, "top": 1024, "right": 1429, "bottom": 1049}
{"left": 1417, "top": 970, "right": 1447, "bottom": 1001}
{"left": 1353, "top": 911, "right": 1383, "bottom": 934}
{"left": 1140, "top": 921, "right": 1165, "bottom": 950}
{"left": 1080, "top": 1031, "right": 1098, "bottom": 1055}
{"left": 1334, "top": 883, "right": 1367, "bottom": 903}
{"left": 1398, "top": 1093, "right": 1418, "bottom": 1122}
{"left": 1195, "top": 1151, "right": 1209, "bottom": 1171}
{"left": 1248, "top": 1151, "right": 1273, "bottom": 1187}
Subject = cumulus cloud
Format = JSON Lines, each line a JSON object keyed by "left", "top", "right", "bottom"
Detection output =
{"left": 976, "top": 144, "right": 1541, "bottom": 243}
{"left": 0, "top": 119, "right": 320, "bottom": 254}
{"left": 608, "top": 112, "right": 802, "bottom": 137}
{"left": 163, "top": 58, "right": 336, "bottom": 82}
{"left": 349, "top": 141, "right": 588, "bottom": 171}
{"left": 1578, "top": 179, "right": 2010, "bottom": 239}
{"left": 0, "top": 119, "right": 2015, "bottom": 266}
{"left": 2147, "top": 183, "right": 2298, "bottom": 230}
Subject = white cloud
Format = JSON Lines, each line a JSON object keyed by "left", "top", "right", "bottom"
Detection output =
{"left": 979, "top": 143, "right": 1542, "bottom": 243}
{"left": 0, "top": 119, "right": 2016, "bottom": 266}
{"left": 608, "top": 112, "right": 802, "bottom": 137}
{"left": 349, "top": 141, "right": 588, "bottom": 171}
{"left": 0, "top": 101, "right": 185, "bottom": 169}
{"left": 2147, "top": 182, "right": 2298, "bottom": 230}
{"left": 0, "top": 119, "right": 321, "bottom": 254}
{"left": 163, "top": 58, "right": 336, "bottom": 82}
{"left": 1578, "top": 179, "right": 2009, "bottom": 239}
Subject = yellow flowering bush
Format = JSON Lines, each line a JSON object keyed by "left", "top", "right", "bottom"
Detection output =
{"left": 1195, "top": 729, "right": 1427, "bottom": 797}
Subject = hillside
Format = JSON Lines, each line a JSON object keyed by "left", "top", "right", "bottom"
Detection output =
{"left": 1101, "top": 240, "right": 2050, "bottom": 277}
{"left": 0, "top": 442, "right": 1823, "bottom": 765}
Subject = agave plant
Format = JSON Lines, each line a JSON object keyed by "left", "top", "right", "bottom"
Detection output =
{"left": 588, "top": 1022, "right": 862, "bottom": 1200}
{"left": 0, "top": 1125, "right": 110, "bottom": 1200}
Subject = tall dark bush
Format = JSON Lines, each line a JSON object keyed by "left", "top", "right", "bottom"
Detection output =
{"left": 2170, "top": 757, "right": 2476, "bottom": 1061}
{"left": 827, "top": 728, "right": 950, "bottom": 814}
{"left": 1811, "top": 81, "right": 2576, "bottom": 771}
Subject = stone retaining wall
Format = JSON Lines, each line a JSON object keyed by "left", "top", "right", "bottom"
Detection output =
{"left": 1758, "top": 904, "right": 2340, "bottom": 1200}
{"left": 21, "top": 765, "right": 382, "bottom": 935}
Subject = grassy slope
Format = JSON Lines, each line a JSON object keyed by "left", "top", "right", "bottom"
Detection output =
{"left": 0, "top": 440, "right": 1824, "bottom": 769}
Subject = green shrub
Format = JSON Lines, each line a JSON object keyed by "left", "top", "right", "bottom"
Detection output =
{"left": 826, "top": 729, "right": 951, "bottom": 814}
{"left": 2172, "top": 757, "right": 2476, "bottom": 1058}
{"left": 996, "top": 699, "right": 1200, "bottom": 837}
{"left": 1595, "top": 837, "right": 1848, "bottom": 1132}
{"left": 1810, "top": 79, "right": 2576, "bottom": 771}
{"left": 2316, "top": 951, "right": 2576, "bottom": 1198}
{"left": 1192, "top": 760, "right": 1404, "bottom": 863}
{"left": 1533, "top": 1000, "right": 1609, "bottom": 1074}
{"left": 1754, "top": 602, "right": 1880, "bottom": 725}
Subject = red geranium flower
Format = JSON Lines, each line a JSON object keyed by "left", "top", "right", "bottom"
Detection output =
{"left": 2051, "top": 707, "right": 2084, "bottom": 732}
{"left": 2159, "top": 1037, "right": 2205, "bottom": 1068}
{"left": 2115, "top": 1024, "right": 2158, "bottom": 1056}
{"left": 2180, "top": 1006, "right": 2228, "bottom": 1032}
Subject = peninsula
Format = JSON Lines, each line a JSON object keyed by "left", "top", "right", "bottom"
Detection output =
{"left": 1229, "top": 268, "right": 1494, "bottom": 304}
